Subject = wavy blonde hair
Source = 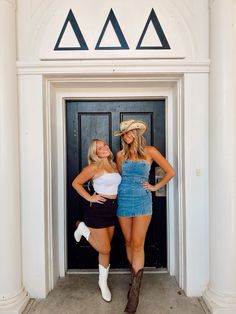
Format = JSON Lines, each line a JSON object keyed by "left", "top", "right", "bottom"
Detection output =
{"left": 88, "top": 139, "right": 116, "bottom": 169}
{"left": 121, "top": 129, "right": 146, "bottom": 160}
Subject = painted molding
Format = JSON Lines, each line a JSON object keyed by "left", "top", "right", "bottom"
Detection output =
{"left": 136, "top": 9, "right": 170, "bottom": 50}
{"left": 16, "top": 60, "right": 210, "bottom": 75}
{"left": 95, "top": 9, "right": 129, "bottom": 50}
{"left": 54, "top": 9, "right": 89, "bottom": 51}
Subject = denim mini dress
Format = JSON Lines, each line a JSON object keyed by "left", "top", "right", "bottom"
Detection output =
{"left": 117, "top": 160, "right": 152, "bottom": 217}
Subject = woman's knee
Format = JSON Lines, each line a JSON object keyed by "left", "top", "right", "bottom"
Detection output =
{"left": 131, "top": 240, "right": 144, "bottom": 252}
{"left": 99, "top": 243, "right": 111, "bottom": 255}
{"left": 125, "top": 239, "right": 132, "bottom": 248}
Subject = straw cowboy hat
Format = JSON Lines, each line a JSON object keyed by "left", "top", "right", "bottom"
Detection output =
{"left": 114, "top": 119, "right": 147, "bottom": 136}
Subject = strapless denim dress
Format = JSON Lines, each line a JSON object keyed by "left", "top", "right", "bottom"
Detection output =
{"left": 117, "top": 160, "right": 152, "bottom": 217}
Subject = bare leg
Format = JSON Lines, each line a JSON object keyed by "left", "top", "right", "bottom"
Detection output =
{"left": 88, "top": 226, "right": 114, "bottom": 267}
{"left": 119, "top": 216, "right": 151, "bottom": 313}
{"left": 131, "top": 215, "right": 152, "bottom": 273}
{"left": 98, "top": 226, "right": 115, "bottom": 266}
{"left": 118, "top": 217, "right": 133, "bottom": 263}
{"left": 107, "top": 225, "right": 115, "bottom": 242}
{"left": 75, "top": 221, "right": 114, "bottom": 302}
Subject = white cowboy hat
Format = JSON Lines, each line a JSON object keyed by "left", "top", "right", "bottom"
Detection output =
{"left": 114, "top": 119, "right": 147, "bottom": 136}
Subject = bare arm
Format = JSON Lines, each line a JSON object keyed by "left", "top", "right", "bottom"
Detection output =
{"left": 116, "top": 151, "right": 124, "bottom": 174}
{"left": 144, "top": 146, "right": 175, "bottom": 192}
{"left": 72, "top": 165, "right": 106, "bottom": 203}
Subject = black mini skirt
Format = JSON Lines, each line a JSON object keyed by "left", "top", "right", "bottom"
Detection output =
{"left": 84, "top": 198, "right": 117, "bottom": 229}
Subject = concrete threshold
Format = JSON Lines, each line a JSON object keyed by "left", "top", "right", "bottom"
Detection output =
{"left": 23, "top": 273, "right": 209, "bottom": 314}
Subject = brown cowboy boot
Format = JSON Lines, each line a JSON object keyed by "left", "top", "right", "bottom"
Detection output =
{"left": 127, "top": 262, "right": 134, "bottom": 299}
{"left": 124, "top": 268, "right": 143, "bottom": 313}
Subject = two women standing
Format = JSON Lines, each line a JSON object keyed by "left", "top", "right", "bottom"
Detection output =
{"left": 72, "top": 120, "right": 175, "bottom": 313}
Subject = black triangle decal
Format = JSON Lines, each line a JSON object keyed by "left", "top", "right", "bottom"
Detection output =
{"left": 54, "top": 9, "right": 88, "bottom": 50}
{"left": 95, "top": 9, "right": 129, "bottom": 50}
{"left": 136, "top": 9, "right": 170, "bottom": 50}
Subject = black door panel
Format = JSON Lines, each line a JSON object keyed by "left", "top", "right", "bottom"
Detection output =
{"left": 66, "top": 100, "right": 166, "bottom": 269}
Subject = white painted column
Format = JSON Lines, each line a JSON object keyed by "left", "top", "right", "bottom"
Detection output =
{"left": 203, "top": 0, "right": 236, "bottom": 313}
{"left": 0, "top": 0, "right": 29, "bottom": 313}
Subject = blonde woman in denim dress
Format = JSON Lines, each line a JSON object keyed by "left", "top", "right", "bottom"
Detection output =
{"left": 114, "top": 120, "right": 175, "bottom": 313}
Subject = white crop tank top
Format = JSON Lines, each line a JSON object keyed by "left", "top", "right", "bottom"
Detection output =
{"left": 93, "top": 173, "right": 121, "bottom": 195}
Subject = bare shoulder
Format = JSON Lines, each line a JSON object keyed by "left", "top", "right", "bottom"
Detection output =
{"left": 116, "top": 150, "right": 123, "bottom": 157}
{"left": 116, "top": 150, "right": 124, "bottom": 161}
{"left": 116, "top": 150, "right": 124, "bottom": 173}
{"left": 72, "top": 163, "right": 97, "bottom": 185}
{"left": 144, "top": 145, "right": 159, "bottom": 156}
{"left": 83, "top": 163, "right": 97, "bottom": 176}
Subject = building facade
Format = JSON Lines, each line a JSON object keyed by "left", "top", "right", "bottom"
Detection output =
{"left": 0, "top": 0, "right": 236, "bottom": 313}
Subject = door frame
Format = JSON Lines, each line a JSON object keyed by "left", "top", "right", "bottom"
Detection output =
{"left": 45, "top": 74, "right": 183, "bottom": 289}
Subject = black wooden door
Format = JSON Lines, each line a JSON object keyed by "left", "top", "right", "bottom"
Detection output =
{"left": 66, "top": 100, "right": 166, "bottom": 270}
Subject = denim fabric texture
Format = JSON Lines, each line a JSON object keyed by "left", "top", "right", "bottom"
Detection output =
{"left": 117, "top": 160, "right": 152, "bottom": 217}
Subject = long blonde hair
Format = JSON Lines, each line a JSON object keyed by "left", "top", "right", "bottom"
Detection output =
{"left": 88, "top": 139, "right": 116, "bottom": 169}
{"left": 121, "top": 129, "right": 146, "bottom": 160}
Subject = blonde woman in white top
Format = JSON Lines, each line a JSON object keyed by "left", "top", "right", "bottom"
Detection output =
{"left": 72, "top": 139, "right": 121, "bottom": 302}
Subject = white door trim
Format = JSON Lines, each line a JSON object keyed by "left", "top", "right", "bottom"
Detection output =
{"left": 43, "top": 74, "right": 184, "bottom": 290}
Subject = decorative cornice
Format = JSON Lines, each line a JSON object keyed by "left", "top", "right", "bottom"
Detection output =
{"left": 16, "top": 60, "right": 210, "bottom": 75}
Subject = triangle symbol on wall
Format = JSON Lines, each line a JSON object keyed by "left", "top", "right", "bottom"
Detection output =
{"left": 54, "top": 9, "right": 88, "bottom": 50}
{"left": 136, "top": 9, "right": 170, "bottom": 50}
{"left": 95, "top": 9, "right": 129, "bottom": 50}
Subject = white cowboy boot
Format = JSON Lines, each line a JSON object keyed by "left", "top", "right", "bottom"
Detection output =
{"left": 74, "top": 221, "right": 90, "bottom": 242}
{"left": 98, "top": 264, "right": 111, "bottom": 302}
